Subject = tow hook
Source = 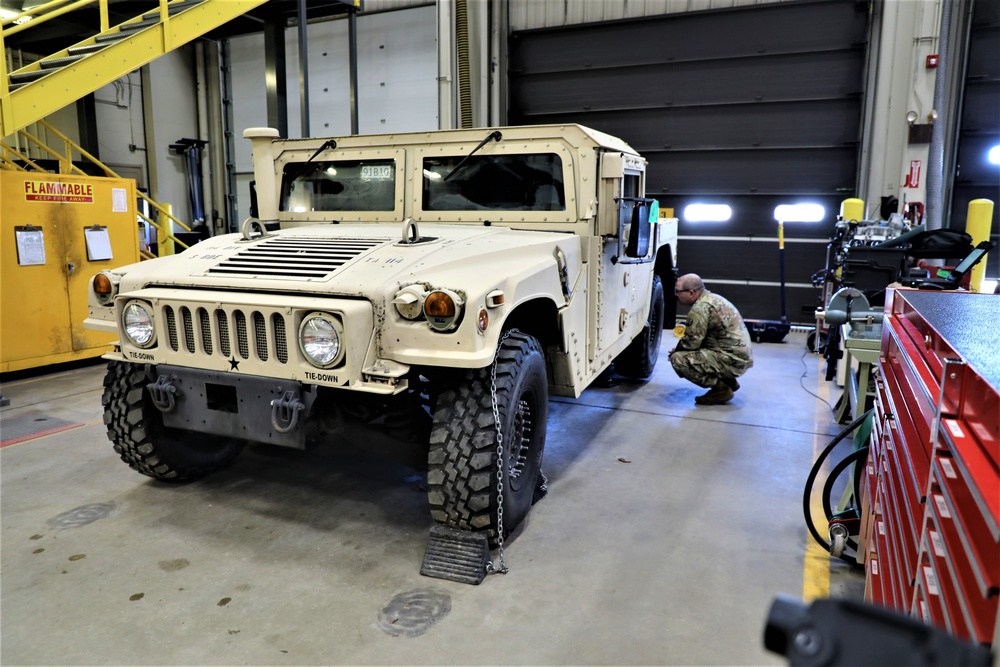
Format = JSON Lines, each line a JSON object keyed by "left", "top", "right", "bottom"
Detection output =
{"left": 271, "top": 390, "right": 306, "bottom": 433}
{"left": 148, "top": 374, "right": 179, "bottom": 412}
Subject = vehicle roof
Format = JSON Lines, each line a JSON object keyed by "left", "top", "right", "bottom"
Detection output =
{"left": 267, "top": 124, "right": 638, "bottom": 156}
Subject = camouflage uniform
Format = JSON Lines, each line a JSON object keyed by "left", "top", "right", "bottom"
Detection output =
{"left": 670, "top": 290, "right": 753, "bottom": 388}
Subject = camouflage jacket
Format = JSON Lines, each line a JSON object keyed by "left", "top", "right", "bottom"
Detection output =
{"left": 677, "top": 290, "right": 753, "bottom": 363}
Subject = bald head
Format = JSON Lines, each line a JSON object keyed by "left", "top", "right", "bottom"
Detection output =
{"left": 677, "top": 274, "right": 705, "bottom": 291}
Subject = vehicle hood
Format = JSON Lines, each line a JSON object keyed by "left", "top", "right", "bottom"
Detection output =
{"left": 116, "top": 224, "right": 573, "bottom": 296}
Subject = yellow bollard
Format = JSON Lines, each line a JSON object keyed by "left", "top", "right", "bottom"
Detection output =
{"left": 161, "top": 203, "right": 175, "bottom": 256}
{"left": 965, "top": 199, "right": 993, "bottom": 292}
{"left": 840, "top": 198, "right": 865, "bottom": 222}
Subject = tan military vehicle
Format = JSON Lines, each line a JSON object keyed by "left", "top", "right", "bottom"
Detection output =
{"left": 87, "top": 124, "right": 678, "bottom": 548}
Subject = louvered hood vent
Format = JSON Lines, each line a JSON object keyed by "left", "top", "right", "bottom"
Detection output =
{"left": 206, "top": 236, "right": 391, "bottom": 279}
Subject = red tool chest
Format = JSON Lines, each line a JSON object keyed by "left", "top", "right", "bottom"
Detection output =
{"left": 863, "top": 289, "right": 999, "bottom": 647}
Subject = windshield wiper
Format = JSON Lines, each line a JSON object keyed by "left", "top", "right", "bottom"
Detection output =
{"left": 285, "top": 139, "right": 338, "bottom": 180}
{"left": 308, "top": 138, "right": 338, "bottom": 162}
{"left": 443, "top": 130, "right": 502, "bottom": 181}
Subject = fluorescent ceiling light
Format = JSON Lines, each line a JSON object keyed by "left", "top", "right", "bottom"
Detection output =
{"left": 774, "top": 203, "right": 825, "bottom": 223}
{"left": 683, "top": 204, "right": 732, "bottom": 222}
{"left": 988, "top": 145, "right": 1000, "bottom": 165}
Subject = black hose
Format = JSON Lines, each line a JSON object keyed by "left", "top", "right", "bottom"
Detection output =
{"left": 802, "top": 408, "right": 874, "bottom": 569}
{"left": 821, "top": 446, "right": 870, "bottom": 554}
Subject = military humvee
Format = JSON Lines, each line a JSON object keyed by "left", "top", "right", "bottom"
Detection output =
{"left": 86, "top": 124, "right": 677, "bottom": 547}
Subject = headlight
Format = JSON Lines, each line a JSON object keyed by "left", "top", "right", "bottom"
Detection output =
{"left": 122, "top": 301, "right": 155, "bottom": 348}
{"left": 423, "top": 289, "right": 463, "bottom": 332}
{"left": 299, "top": 313, "right": 343, "bottom": 368}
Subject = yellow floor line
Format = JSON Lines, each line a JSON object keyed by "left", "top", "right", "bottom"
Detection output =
{"left": 803, "top": 495, "right": 831, "bottom": 602}
{"left": 803, "top": 356, "right": 832, "bottom": 602}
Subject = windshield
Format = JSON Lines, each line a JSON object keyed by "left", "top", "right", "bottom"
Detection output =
{"left": 422, "top": 154, "right": 565, "bottom": 211}
{"left": 280, "top": 159, "right": 396, "bottom": 212}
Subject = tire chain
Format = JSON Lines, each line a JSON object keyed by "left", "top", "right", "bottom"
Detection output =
{"left": 486, "top": 328, "right": 521, "bottom": 575}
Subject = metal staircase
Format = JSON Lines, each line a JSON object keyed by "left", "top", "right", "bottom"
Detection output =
{"left": 1, "top": 0, "right": 267, "bottom": 137}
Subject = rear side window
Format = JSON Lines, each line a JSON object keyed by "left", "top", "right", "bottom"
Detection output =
{"left": 422, "top": 154, "right": 565, "bottom": 212}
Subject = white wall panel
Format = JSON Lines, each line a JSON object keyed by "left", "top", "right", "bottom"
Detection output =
{"left": 509, "top": 0, "right": 793, "bottom": 30}
{"left": 94, "top": 74, "right": 147, "bottom": 185}
{"left": 363, "top": 0, "right": 431, "bottom": 11}
{"left": 229, "top": 32, "right": 268, "bottom": 175}
{"left": 283, "top": 4, "right": 437, "bottom": 137}
{"left": 146, "top": 49, "right": 199, "bottom": 228}
{"left": 227, "top": 5, "right": 436, "bottom": 220}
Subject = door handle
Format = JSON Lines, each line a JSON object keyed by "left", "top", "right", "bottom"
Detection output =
{"left": 67, "top": 261, "right": 76, "bottom": 275}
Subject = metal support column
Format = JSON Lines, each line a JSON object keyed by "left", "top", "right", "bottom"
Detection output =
{"left": 264, "top": 21, "right": 288, "bottom": 138}
{"left": 298, "top": 0, "right": 310, "bottom": 137}
{"left": 220, "top": 39, "right": 239, "bottom": 232}
{"left": 348, "top": 5, "right": 359, "bottom": 135}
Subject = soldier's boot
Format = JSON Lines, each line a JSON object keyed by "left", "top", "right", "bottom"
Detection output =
{"left": 722, "top": 376, "right": 740, "bottom": 392}
{"left": 695, "top": 381, "right": 735, "bottom": 405}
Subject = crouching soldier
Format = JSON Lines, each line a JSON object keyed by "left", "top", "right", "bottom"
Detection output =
{"left": 668, "top": 273, "right": 753, "bottom": 405}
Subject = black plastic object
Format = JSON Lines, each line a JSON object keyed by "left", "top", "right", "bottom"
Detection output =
{"left": 746, "top": 319, "right": 790, "bottom": 343}
{"left": 763, "top": 595, "right": 993, "bottom": 666}
{"left": 420, "top": 525, "right": 490, "bottom": 585}
{"left": 840, "top": 246, "right": 908, "bottom": 306}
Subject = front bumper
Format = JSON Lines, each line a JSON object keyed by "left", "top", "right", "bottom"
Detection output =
{"left": 152, "top": 364, "right": 314, "bottom": 448}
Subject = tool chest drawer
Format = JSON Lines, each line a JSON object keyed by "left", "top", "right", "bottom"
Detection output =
{"left": 864, "top": 290, "right": 999, "bottom": 648}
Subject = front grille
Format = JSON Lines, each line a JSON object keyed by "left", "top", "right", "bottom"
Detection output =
{"left": 161, "top": 304, "right": 290, "bottom": 366}
{"left": 234, "top": 311, "right": 249, "bottom": 359}
{"left": 165, "top": 307, "right": 178, "bottom": 351}
{"left": 253, "top": 312, "right": 268, "bottom": 361}
{"left": 206, "top": 236, "right": 390, "bottom": 279}
{"left": 274, "top": 315, "right": 288, "bottom": 363}
{"left": 181, "top": 307, "right": 195, "bottom": 353}
{"left": 197, "top": 308, "right": 213, "bottom": 355}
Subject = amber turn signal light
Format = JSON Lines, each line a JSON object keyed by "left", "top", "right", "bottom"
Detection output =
{"left": 424, "top": 291, "right": 456, "bottom": 318}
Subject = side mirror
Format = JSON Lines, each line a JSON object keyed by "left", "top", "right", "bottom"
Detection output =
{"left": 625, "top": 199, "right": 652, "bottom": 258}
{"left": 249, "top": 180, "right": 259, "bottom": 219}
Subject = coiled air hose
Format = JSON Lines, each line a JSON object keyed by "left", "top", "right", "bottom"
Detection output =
{"left": 802, "top": 408, "right": 874, "bottom": 570}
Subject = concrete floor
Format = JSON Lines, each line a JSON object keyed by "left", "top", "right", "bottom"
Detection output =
{"left": 1, "top": 331, "right": 863, "bottom": 665}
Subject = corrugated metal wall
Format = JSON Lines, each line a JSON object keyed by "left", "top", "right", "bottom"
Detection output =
{"left": 508, "top": 0, "right": 871, "bottom": 323}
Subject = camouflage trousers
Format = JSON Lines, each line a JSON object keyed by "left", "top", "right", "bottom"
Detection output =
{"left": 670, "top": 348, "right": 752, "bottom": 389}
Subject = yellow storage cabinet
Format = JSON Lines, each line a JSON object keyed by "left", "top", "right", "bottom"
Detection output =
{"left": 1, "top": 171, "right": 139, "bottom": 372}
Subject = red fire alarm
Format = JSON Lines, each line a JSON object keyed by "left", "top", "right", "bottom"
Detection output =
{"left": 926, "top": 54, "right": 939, "bottom": 68}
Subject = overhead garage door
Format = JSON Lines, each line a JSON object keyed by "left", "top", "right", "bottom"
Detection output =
{"left": 508, "top": 0, "right": 871, "bottom": 323}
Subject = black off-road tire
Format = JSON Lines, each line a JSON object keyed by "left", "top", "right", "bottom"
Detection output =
{"left": 427, "top": 332, "right": 548, "bottom": 547}
{"left": 615, "top": 275, "right": 665, "bottom": 378}
{"left": 102, "top": 361, "right": 244, "bottom": 481}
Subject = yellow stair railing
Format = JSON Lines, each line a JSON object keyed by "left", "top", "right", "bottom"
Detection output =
{"left": 2, "top": 118, "right": 195, "bottom": 259}
{"left": 1, "top": 0, "right": 267, "bottom": 137}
